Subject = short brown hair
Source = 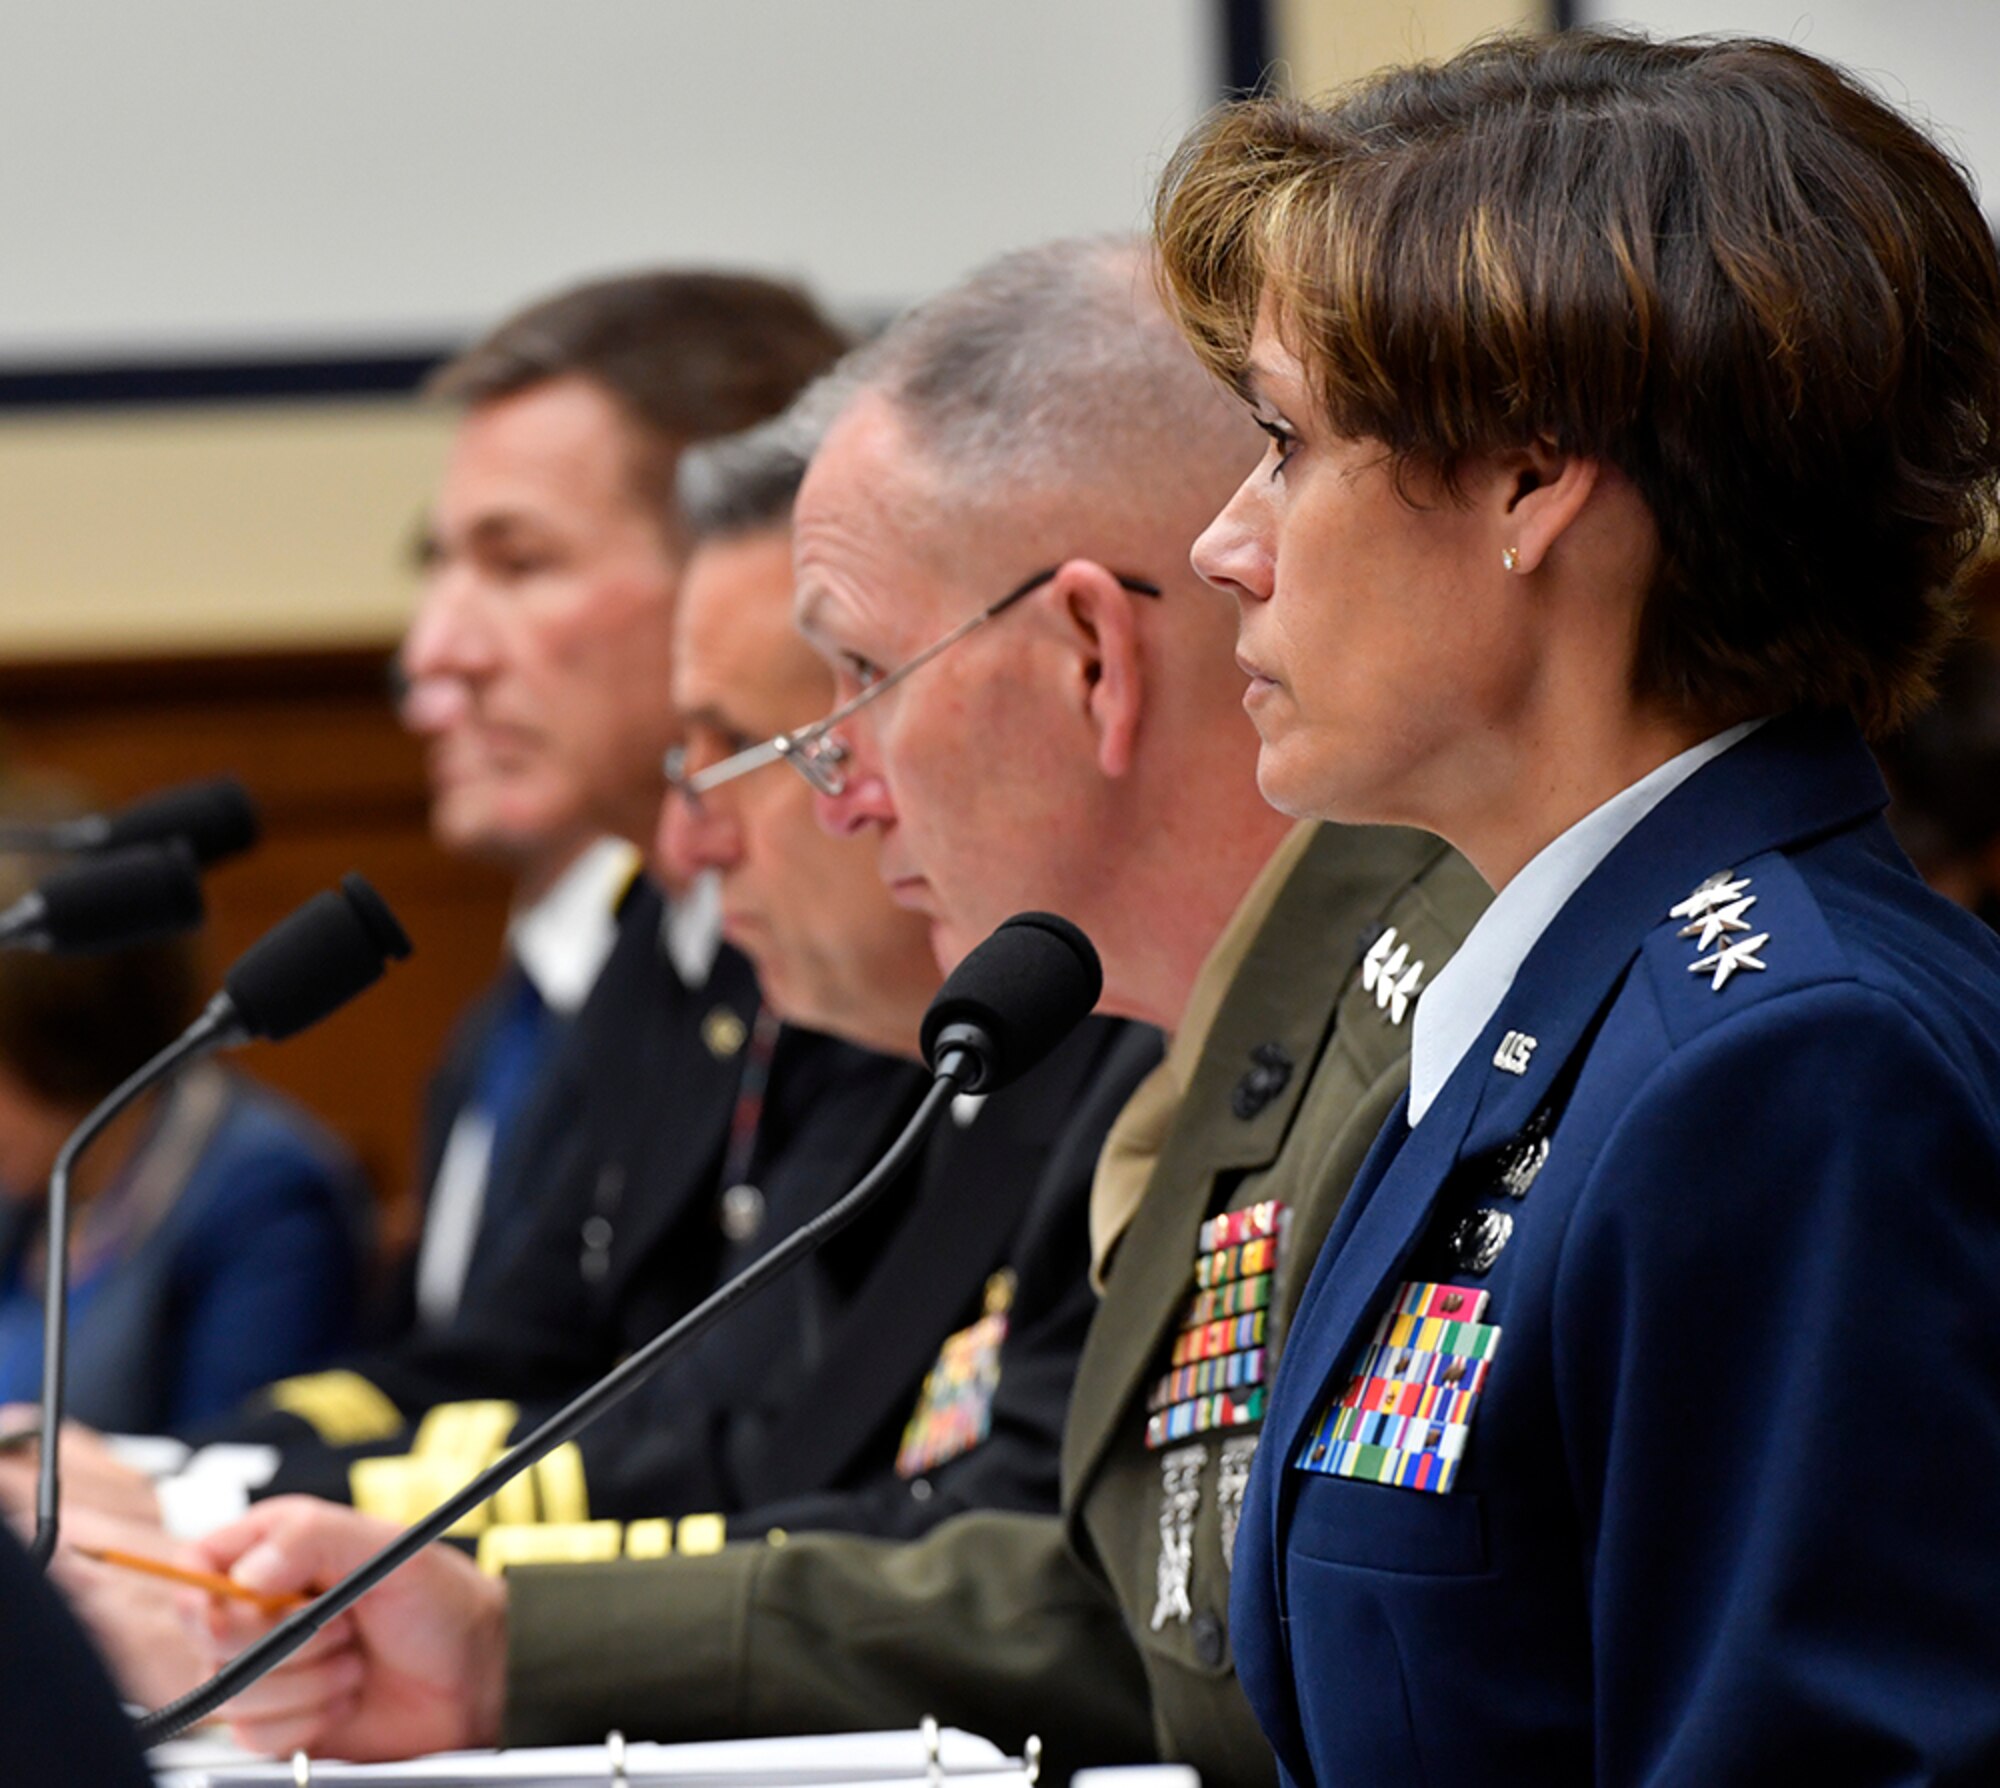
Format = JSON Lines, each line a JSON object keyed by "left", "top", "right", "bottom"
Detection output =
{"left": 429, "top": 270, "right": 849, "bottom": 519}
{"left": 1155, "top": 32, "right": 2000, "bottom": 736}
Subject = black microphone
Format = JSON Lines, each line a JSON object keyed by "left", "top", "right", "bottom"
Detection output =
{"left": 132, "top": 912, "right": 1103, "bottom": 1746}
{"left": 0, "top": 777, "right": 261, "bottom": 869}
{"left": 921, "top": 911, "right": 1103, "bottom": 1092}
{"left": 28, "top": 876, "right": 412, "bottom": 1569}
{"left": 0, "top": 844, "right": 204, "bottom": 954}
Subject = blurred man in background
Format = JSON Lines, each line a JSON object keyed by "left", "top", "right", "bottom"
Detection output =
{"left": 387, "top": 272, "right": 849, "bottom": 1339}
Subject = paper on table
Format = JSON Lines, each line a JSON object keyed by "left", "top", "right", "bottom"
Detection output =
{"left": 155, "top": 1725, "right": 1019, "bottom": 1788}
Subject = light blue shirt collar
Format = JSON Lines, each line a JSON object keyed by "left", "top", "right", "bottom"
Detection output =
{"left": 1406, "top": 720, "right": 1764, "bottom": 1125}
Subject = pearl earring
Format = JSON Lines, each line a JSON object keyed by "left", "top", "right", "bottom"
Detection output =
{"left": 1501, "top": 546, "right": 1521, "bottom": 573}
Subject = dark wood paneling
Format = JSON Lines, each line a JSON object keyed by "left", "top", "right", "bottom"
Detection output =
{"left": 0, "top": 646, "right": 512, "bottom": 1247}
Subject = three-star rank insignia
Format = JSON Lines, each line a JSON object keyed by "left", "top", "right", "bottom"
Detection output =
{"left": 1670, "top": 869, "right": 1770, "bottom": 992}
{"left": 1361, "top": 926, "right": 1426, "bottom": 1026}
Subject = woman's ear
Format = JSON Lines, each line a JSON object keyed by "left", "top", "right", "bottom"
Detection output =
{"left": 1053, "top": 560, "right": 1145, "bottom": 779}
{"left": 1497, "top": 444, "right": 1601, "bottom": 575}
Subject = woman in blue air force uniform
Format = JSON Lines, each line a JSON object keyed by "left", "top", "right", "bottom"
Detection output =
{"left": 1155, "top": 31, "right": 2000, "bottom": 1784}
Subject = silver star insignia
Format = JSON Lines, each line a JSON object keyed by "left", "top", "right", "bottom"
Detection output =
{"left": 1677, "top": 892, "right": 1758, "bottom": 952}
{"left": 1669, "top": 871, "right": 1752, "bottom": 923}
{"left": 1361, "top": 927, "right": 1426, "bottom": 1026}
{"left": 1689, "top": 931, "right": 1769, "bottom": 991}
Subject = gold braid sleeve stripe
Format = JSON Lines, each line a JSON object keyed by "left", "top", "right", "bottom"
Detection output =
{"left": 410, "top": 1400, "right": 519, "bottom": 1465}
{"left": 473, "top": 1510, "right": 736, "bottom": 1576}
{"left": 476, "top": 1521, "right": 623, "bottom": 1575}
{"left": 263, "top": 1371, "right": 405, "bottom": 1446}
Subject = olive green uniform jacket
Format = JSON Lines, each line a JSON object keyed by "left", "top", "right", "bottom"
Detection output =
{"left": 505, "top": 825, "right": 1488, "bottom": 1786}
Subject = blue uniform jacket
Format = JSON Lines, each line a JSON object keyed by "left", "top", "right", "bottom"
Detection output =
{"left": 0, "top": 1067, "right": 371, "bottom": 1434}
{"left": 1233, "top": 715, "right": 2000, "bottom": 1784}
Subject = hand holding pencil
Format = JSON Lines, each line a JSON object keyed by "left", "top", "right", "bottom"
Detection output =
{"left": 72, "top": 1543, "right": 309, "bottom": 1616}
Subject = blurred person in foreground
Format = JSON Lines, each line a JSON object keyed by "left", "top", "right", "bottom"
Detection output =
{"left": 1155, "top": 29, "right": 2000, "bottom": 1781}
{"left": 0, "top": 1522, "right": 151, "bottom": 1786}
{"left": 182, "top": 239, "right": 1487, "bottom": 1786}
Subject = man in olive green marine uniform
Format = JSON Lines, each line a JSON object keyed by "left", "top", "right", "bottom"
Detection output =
{"left": 192, "top": 240, "right": 1489, "bottom": 1785}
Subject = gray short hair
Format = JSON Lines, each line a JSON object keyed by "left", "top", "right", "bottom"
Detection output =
{"left": 676, "top": 413, "right": 806, "bottom": 541}
{"left": 818, "top": 235, "right": 1251, "bottom": 502}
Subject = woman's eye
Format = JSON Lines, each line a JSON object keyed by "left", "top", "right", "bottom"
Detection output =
{"left": 1255, "top": 417, "right": 1299, "bottom": 479}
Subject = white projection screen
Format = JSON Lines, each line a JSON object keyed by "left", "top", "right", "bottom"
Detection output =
{"left": 1567, "top": 2, "right": 1996, "bottom": 221}
{"left": 0, "top": 0, "right": 1219, "bottom": 367}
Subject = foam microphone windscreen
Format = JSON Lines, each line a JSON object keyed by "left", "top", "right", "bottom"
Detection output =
{"left": 920, "top": 911, "right": 1103, "bottom": 1092}
{"left": 222, "top": 873, "right": 413, "bottom": 1042}
{"left": 100, "top": 778, "right": 261, "bottom": 867}
{"left": 36, "top": 844, "right": 205, "bottom": 954}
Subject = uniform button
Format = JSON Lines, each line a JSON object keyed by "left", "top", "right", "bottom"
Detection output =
{"left": 908, "top": 1477, "right": 933, "bottom": 1503}
{"left": 581, "top": 1216, "right": 614, "bottom": 1252}
{"left": 718, "top": 1183, "right": 766, "bottom": 1243}
{"left": 1191, "top": 1610, "right": 1227, "bottom": 1667}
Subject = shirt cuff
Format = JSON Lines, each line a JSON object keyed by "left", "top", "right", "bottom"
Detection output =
{"left": 153, "top": 1444, "right": 282, "bottom": 1540}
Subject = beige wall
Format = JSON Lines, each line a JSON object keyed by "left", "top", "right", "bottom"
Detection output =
{"left": 1274, "top": 0, "right": 1550, "bottom": 96}
{"left": 0, "top": 401, "right": 448, "bottom": 659}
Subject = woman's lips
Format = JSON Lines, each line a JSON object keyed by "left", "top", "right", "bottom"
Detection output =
{"left": 1237, "top": 654, "right": 1280, "bottom": 705}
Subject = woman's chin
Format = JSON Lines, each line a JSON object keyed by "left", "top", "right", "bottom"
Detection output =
{"left": 1256, "top": 742, "right": 1340, "bottom": 823}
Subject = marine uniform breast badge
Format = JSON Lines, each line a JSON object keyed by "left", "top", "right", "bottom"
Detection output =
{"left": 1147, "top": 1200, "right": 1288, "bottom": 1627}
{"left": 895, "top": 1270, "right": 1013, "bottom": 1479}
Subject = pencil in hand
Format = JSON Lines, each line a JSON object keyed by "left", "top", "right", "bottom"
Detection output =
{"left": 73, "top": 1544, "right": 310, "bottom": 1616}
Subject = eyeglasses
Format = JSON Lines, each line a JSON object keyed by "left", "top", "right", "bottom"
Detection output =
{"left": 663, "top": 562, "right": 1161, "bottom": 804}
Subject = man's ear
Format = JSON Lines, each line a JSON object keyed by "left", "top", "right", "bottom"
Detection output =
{"left": 1052, "top": 560, "right": 1144, "bottom": 779}
{"left": 1495, "top": 444, "right": 1601, "bottom": 575}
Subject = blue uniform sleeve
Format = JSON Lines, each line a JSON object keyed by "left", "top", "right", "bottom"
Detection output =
{"left": 1554, "top": 983, "right": 2000, "bottom": 1784}
{"left": 166, "top": 1137, "right": 368, "bottom": 1431}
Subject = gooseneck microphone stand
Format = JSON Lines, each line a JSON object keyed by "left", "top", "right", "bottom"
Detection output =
{"left": 132, "top": 907, "right": 1100, "bottom": 1747}
{"left": 28, "top": 1001, "right": 237, "bottom": 1569}
{"left": 134, "top": 1063, "right": 969, "bottom": 1746}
